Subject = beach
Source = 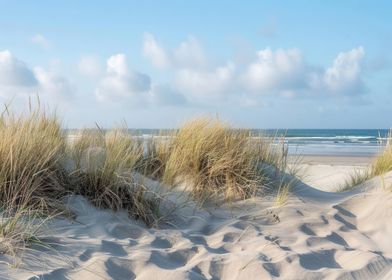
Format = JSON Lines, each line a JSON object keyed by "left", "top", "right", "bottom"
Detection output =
{"left": 3, "top": 149, "right": 392, "bottom": 280}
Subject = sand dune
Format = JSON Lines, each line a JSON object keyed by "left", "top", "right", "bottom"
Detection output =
{"left": 2, "top": 171, "right": 392, "bottom": 279}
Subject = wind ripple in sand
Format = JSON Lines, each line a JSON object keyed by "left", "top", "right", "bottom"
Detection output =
{"left": 3, "top": 173, "right": 392, "bottom": 280}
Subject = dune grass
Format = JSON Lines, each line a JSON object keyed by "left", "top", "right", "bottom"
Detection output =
{"left": 338, "top": 132, "right": 392, "bottom": 191}
{"left": 159, "top": 118, "right": 286, "bottom": 203}
{"left": 0, "top": 108, "right": 68, "bottom": 211}
{"left": 0, "top": 109, "right": 296, "bottom": 259}
{"left": 336, "top": 133, "right": 392, "bottom": 192}
{"left": 69, "top": 128, "right": 160, "bottom": 226}
{"left": 139, "top": 134, "right": 172, "bottom": 180}
{"left": 0, "top": 107, "right": 69, "bottom": 262}
{"left": 0, "top": 205, "right": 51, "bottom": 266}
{"left": 371, "top": 135, "right": 392, "bottom": 177}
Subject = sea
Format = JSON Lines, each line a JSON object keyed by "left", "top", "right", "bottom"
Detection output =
{"left": 259, "top": 129, "right": 390, "bottom": 157}
{"left": 67, "top": 129, "right": 390, "bottom": 157}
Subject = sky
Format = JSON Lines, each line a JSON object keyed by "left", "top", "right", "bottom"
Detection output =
{"left": 0, "top": 0, "right": 391, "bottom": 129}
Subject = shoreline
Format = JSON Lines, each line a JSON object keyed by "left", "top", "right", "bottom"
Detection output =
{"left": 296, "top": 154, "right": 373, "bottom": 166}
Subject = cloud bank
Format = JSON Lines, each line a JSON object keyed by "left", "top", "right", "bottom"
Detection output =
{"left": 0, "top": 34, "right": 367, "bottom": 109}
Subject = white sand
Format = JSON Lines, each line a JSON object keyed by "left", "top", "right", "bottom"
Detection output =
{"left": 297, "top": 155, "right": 371, "bottom": 192}
{"left": 2, "top": 157, "right": 392, "bottom": 280}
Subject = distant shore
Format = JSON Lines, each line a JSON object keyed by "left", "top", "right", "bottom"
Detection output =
{"left": 297, "top": 154, "right": 373, "bottom": 166}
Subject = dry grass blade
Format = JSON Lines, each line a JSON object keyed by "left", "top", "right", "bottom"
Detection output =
{"left": 0, "top": 108, "right": 68, "bottom": 212}
{"left": 69, "top": 128, "right": 160, "bottom": 226}
{"left": 161, "top": 117, "right": 285, "bottom": 203}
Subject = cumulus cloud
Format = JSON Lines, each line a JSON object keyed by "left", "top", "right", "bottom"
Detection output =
{"left": 241, "top": 48, "right": 309, "bottom": 93}
{"left": 33, "top": 67, "right": 73, "bottom": 97}
{"left": 143, "top": 33, "right": 207, "bottom": 69}
{"left": 0, "top": 50, "right": 72, "bottom": 103}
{"left": 95, "top": 53, "right": 187, "bottom": 106}
{"left": 142, "top": 33, "right": 366, "bottom": 105}
{"left": 78, "top": 56, "right": 103, "bottom": 78}
{"left": 0, "top": 50, "right": 37, "bottom": 87}
{"left": 323, "top": 47, "right": 365, "bottom": 95}
{"left": 95, "top": 54, "right": 151, "bottom": 103}
{"left": 174, "top": 62, "right": 236, "bottom": 102}
{"left": 148, "top": 84, "right": 187, "bottom": 106}
{"left": 142, "top": 33, "right": 169, "bottom": 69}
{"left": 31, "top": 34, "right": 51, "bottom": 49}
{"left": 240, "top": 47, "right": 365, "bottom": 98}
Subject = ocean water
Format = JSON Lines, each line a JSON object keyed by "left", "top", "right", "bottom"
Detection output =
{"left": 258, "top": 129, "right": 390, "bottom": 157}
{"left": 67, "top": 129, "right": 390, "bottom": 157}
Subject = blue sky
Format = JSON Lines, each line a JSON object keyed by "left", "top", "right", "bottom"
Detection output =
{"left": 0, "top": 0, "right": 391, "bottom": 128}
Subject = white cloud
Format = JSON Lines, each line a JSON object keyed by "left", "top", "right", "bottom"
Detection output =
{"left": 323, "top": 47, "right": 365, "bottom": 95}
{"left": 33, "top": 67, "right": 73, "bottom": 98}
{"left": 0, "top": 50, "right": 72, "bottom": 104}
{"left": 0, "top": 50, "right": 37, "bottom": 87}
{"left": 78, "top": 56, "right": 102, "bottom": 78}
{"left": 174, "top": 62, "right": 236, "bottom": 102}
{"left": 142, "top": 34, "right": 367, "bottom": 105}
{"left": 143, "top": 33, "right": 169, "bottom": 69}
{"left": 148, "top": 84, "right": 186, "bottom": 106}
{"left": 240, "top": 47, "right": 366, "bottom": 98}
{"left": 143, "top": 33, "right": 207, "bottom": 69}
{"left": 173, "top": 36, "right": 207, "bottom": 69}
{"left": 95, "top": 54, "right": 151, "bottom": 103}
{"left": 241, "top": 48, "right": 308, "bottom": 93}
{"left": 31, "top": 34, "right": 51, "bottom": 50}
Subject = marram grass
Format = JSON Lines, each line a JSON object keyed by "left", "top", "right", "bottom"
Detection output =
{"left": 338, "top": 132, "right": 392, "bottom": 191}
{"left": 0, "top": 109, "right": 68, "bottom": 211}
{"left": 161, "top": 118, "right": 285, "bottom": 203}
{"left": 0, "top": 109, "right": 293, "bottom": 259}
{"left": 0, "top": 107, "right": 68, "bottom": 262}
{"left": 68, "top": 128, "right": 160, "bottom": 226}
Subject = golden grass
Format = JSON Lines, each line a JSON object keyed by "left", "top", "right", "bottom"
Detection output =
{"left": 0, "top": 205, "right": 51, "bottom": 265}
{"left": 139, "top": 134, "right": 172, "bottom": 180}
{"left": 69, "top": 128, "right": 159, "bottom": 226}
{"left": 0, "top": 109, "right": 296, "bottom": 259}
{"left": 0, "top": 106, "right": 69, "bottom": 262}
{"left": 371, "top": 136, "right": 392, "bottom": 176}
{"left": 160, "top": 117, "right": 284, "bottom": 203}
{"left": 338, "top": 132, "right": 392, "bottom": 191}
{"left": 0, "top": 108, "right": 68, "bottom": 211}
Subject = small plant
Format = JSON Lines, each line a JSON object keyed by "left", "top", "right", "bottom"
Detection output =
{"left": 338, "top": 168, "right": 371, "bottom": 192}
{"left": 274, "top": 181, "right": 291, "bottom": 207}
{"left": 0, "top": 204, "right": 52, "bottom": 266}
{"left": 371, "top": 135, "right": 392, "bottom": 177}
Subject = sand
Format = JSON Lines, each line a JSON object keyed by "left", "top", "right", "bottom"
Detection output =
{"left": 296, "top": 155, "right": 372, "bottom": 192}
{"left": 2, "top": 155, "right": 392, "bottom": 280}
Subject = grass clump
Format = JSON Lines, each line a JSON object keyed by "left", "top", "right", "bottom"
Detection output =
{"left": 0, "top": 108, "right": 68, "bottom": 211}
{"left": 0, "top": 206, "right": 50, "bottom": 264}
{"left": 338, "top": 132, "right": 392, "bottom": 191}
{"left": 161, "top": 118, "right": 278, "bottom": 203}
{"left": 338, "top": 168, "right": 371, "bottom": 192}
{"left": 69, "top": 128, "right": 160, "bottom": 226}
{"left": 0, "top": 106, "right": 69, "bottom": 262}
{"left": 371, "top": 134, "right": 392, "bottom": 176}
{"left": 140, "top": 135, "right": 172, "bottom": 180}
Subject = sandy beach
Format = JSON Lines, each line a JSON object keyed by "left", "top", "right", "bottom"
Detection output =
{"left": 2, "top": 153, "right": 392, "bottom": 280}
{"left": 297, "top": 155, "right": 371, "bottom": 192}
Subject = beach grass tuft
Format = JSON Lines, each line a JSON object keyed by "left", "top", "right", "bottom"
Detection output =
{"left": 160, "top": 117, "right": 286, "bottom": 203}
{"left": 69, "top": 128, "right": 160, "bottom": 226}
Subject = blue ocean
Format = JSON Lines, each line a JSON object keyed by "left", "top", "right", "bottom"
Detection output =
{"left": 68, "top": 128, "right": 390, "bottom": 157}
{"left": 259, "top": 129, "right": 390, "bottom": 156}
{"left": 131, "top": 128, "right": 390, "bottom": 157}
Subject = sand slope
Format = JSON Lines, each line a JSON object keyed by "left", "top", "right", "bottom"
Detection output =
{"left": 2, "top": 173, "right": 392, "bottom": 279}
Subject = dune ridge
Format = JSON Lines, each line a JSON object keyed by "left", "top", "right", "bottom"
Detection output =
{"left": 1, "top": 171, "right": 391, "bottom": 280}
